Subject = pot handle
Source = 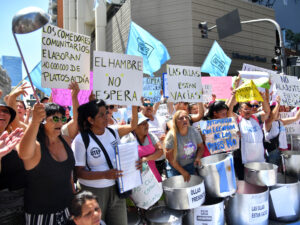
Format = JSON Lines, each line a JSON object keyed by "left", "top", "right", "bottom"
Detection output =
{"left": 250, "top": 169, "right": 258, "bottom": 173}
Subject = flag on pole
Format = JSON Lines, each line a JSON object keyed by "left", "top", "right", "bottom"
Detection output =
{"left": 126, "top": 21, "right": 170, "bottom": 76}
{"left": 27, "top": 62, "right": 51, "bottom": 96}
{"left": 201, "top": 41, "right": 232, "bottom": 77}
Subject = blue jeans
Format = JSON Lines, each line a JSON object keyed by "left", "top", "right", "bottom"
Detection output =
{"left": 266, "top": 148, "right": 281, "bottom": 166}
{"left": 165, "top": 161, "right": 195, "bottom": 178}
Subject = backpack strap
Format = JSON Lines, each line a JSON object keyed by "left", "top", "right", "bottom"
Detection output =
{"left": 80, "top": 131, "right": 91, "bottom": 171}
{"left": 250, "top": 115, "right": 260, "bottom": 124}
{"left": 107, "top": 126, "right": 116, "bottom": 139}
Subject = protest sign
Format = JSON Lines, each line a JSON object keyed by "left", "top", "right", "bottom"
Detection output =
{"left": 200, "top": 117, "right": 239, "bottom": 154}
{"left": 272, "top": 74, "right": 300, "bottom": 106}
{"left": 167, "top": 64, "right": 202, "bottom": 103}
{"left": 242, "top": 63, "right": 278, "bottom": 76}
{"left": 93, "top": 51, "right": 143, "bottom": 105}
{"left": 41, "top": 24, "right": 90, "bottom": 89}
{"left": 201, "top": 84, "right": 213, "bottom": 103}
{"left": 280, "top": 112, "right": 300, "bottom": 134}
{"left": 143, "top": 77, "right": 161, "bottom": 103}
{"left": 201, "top": 77, "right": 232, "bottom": 100}
{"left": 162, "top": 73, "right": 168, "bottom": 98}
{"left": 235, "top": 80, "right": 263, "bottom": 102}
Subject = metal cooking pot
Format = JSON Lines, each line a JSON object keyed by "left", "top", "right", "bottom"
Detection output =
{"left": 282, "top": 151, "right": 300, "bottom": 179}
{"left": 163, "top": 175, "right": 205, "bottom": 210}
{"left": 145, "top": 206, "right": 183, "bottom": 225}
{"left": 269, "top": 173, "right": 300, "bottom": 222}
{"left": 244, "top": 162, "right": 278, "bottom": 186}
{"left": 183, "top": 198, "right": 224, "bottom": 225}
{"left": 289, "top": 134, "right": 300, "bottom": 151}
{"left": 127, "top": 211, "right": 141, "bottom": 225}
{"left": 197, "top": 153, "right": 236, "bottom": 198}
{"left": 225, "top": 181, "right": 269, "bottom": 225}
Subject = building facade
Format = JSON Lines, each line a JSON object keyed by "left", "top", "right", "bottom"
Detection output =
{"left": 1, "top": 56, "right": 22, "bottom": 87}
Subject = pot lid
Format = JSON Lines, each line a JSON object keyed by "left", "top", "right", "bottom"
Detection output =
{"left": 145, "top": 206, "right": 183, "bottom": 223}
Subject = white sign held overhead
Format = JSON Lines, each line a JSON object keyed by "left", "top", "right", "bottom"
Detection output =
{"left": 93, "top": 51, "right": 143, "bottom": 105}
{"left": 201, "top": 84, "right": 212, "bottom": 103}
{"left": 167, "top": 64, "right": 202, "bottom": 103}
{"left": 41, "top": 24, "right": 91, "bottom": 89}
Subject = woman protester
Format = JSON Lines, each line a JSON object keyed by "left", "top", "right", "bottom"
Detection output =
{"left": 164, "top": 110, "right": 205, "bottom": 182}
{"left": 0, "top": 103, "right": 24, "bottom": 225}
{"left": 121, "top": 113, "right": 163, "bottom": 182}
{"left": 18, "top": 102, "right": 75, "bottom": 225}
{"left": 72, "top": 100, "right": 139, "bottom": 225}
{"left": 66, "top": 191, "right": 106, "bottom": 225}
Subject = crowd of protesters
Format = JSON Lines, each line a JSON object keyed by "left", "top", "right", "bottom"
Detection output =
{"left": 1, "top": 75, "right": 300, "bottom": 225}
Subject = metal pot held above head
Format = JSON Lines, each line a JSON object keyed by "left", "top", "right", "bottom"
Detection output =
{"left": 281, "top": 151, "right": 300, "bottom": 179}
{"left": 162, "top": 175, "right": 205, "bottom": 210}
{"left": 145, "top": 206, "right": 184, "bottom": 225}
{"left": 269, "top": 173, "right": 300, "bottom": 222}
{"left": 244, "top": 162, "right": 278, "bottom": 186}
{"left": 197, "top": 153, "right": 236, "bottom": 198}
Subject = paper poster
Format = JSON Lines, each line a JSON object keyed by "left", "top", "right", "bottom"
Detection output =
{"left": 143, "top": 77, "right": 161, "bottom": 103}
{"left": 130, "top": 165, "right": 163, "bottom": 209}
{"left": 187, "top": 182, "right": 205, "bottom": 209}
{"left": 93, "top": 51, "right": 143, "bottom": 105}
{"left": 201, "top": 84, "right": 213, "bottom": 103}
{"left": 248, "top": 194, "right": 269, "bottom": 224}
{"left": 193, "top": 203, "right": 223, "bottom": 225}
{"left": 280, "top": 112, "right": 300, "bottom": 134}
{"left": 235, "top": 80, "right": 263, "bottom": 102}
{"left": 242, "top": 63, "right": 278, "bottom": 76}
{"left": 41, "top": 24, "right": 91, "bottom": 89}
{"left": 200, "top": 117, "right": 239, "bottom": 154}
{"left": 167, "top": 64, "right": 202, "bottom": 103}
{"left": 201, "top": 77, "right": 232, "bottom": 100}
{"left": 272, "top": 74, "right": 300, "bottom": 106}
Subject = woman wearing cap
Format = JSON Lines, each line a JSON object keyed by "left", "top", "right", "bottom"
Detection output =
{"left": 121, "top": 113, "right": 163, "bottom": 182}
{"left": 0, "top": 102, "right": 24, "bottom": 225}
{"left": 18, "top": 102, "right": 75, "bottom": 225}
{"left": 72, "top": 100, "right": 138, "bottom": 225}
{"left": 164, "top": 110, "right": 205, "bottom": 182}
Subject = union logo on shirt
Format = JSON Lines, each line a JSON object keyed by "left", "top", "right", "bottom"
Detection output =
{"left": 90, "top": 147, "right": 101, "bottom": 158}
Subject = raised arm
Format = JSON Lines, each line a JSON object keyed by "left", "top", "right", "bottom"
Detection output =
{"left": 265, "top": 96, "right": 280, "bottom": 132}
{"left": 281, "top": 107, "right": 300, "bottom": 126}
{"left": 259, "top": 91, "right": 270, "bottom": 122}
{"left": 117, "top": 106, "right": 138, "bottom": 138}
{"left": 190, "top": 103, "right": 204, "bottom": 122}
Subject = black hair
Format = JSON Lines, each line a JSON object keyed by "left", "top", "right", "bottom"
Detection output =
{"left": 41, "top": 97, "right": 49, "bottom": 103}
{"left": 37, "top": 103, "right": 66, "bottom": 146}
{"left": 206, "top": 101, "right": 229, "bottom": 119}
{"left": 77, "top": 99, "right": 106, "bottom": 132}
{"left": 70, "top": 191, "right": 98, "bottom": 218}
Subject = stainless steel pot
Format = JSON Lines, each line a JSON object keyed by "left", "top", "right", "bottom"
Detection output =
{"left": 289, "top": 134, "right": 300, "bottom": 151}
{"left": 269, "top": 173, "right": 300, "bottom": 222}
{"left": 244, "top": 162, "right": 278, "bottom": 186}
{"left": 183, "top": 198, "right": 224, "bottom": 225}
{"left": 225, "top": 181, "right": 269, "bottom": 225}
{"left": 127, "top": 211, "right": 141, "bottom": 225}
{"left": 282, "top": 151, "right": 300, "bottom": 179}
{"left": 163, "top": 175, "right": 205, "bottom": 210}
{"left": 197, "top": 153, "right": 236, "bottom": 198}
{"left": 145, "top": 206, "right": 183, "bottom": 225}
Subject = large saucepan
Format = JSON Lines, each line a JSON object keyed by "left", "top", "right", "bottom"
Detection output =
{"left": 282, "top": 151, "right": 300, "bottom": 179}
{"left": 183, "top": 198, "right": 224, "bottom": 225}
{"left": 145, "top": 206, "right": 184, "bottom": 225}
{"left": 244, "top": 162, "right": 278, "bottom": 186}
{"left": 162, "top": 175, "right": 205, "bottom": 210}
{"left": 269, "top": 173, "right": 300, "bottom": 222}
{"left": 225, "top": 181, "right": 269, "bottom": 225}
{"left": 197, "top": 153, "right": 236, "bottom": 198}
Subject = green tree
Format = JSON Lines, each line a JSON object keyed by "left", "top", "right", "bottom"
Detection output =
{"left": 286, "top": 29, "right": 300, "bottom": 51}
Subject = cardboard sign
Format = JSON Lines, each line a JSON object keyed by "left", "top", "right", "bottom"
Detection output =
{"left": 201, "top": 77, "right": 232, "bottom": 100}
{"left": 235, "top": 80, "right": 263, "bottom": 102}
{"left": 242, "top": 63, "right": 278, "bottom": 76}
{"left": 130, "top": 165, "right": 163, "bottom": 209}
{"left": 93, "top": 51, "right": 143, "bottom": 105}
{"left": 201, "top": 84, "right": 213, "bottom": 103}
{"left": 272, "top": 74, "right": 300, "bottom": 106}
{"left": 167, "top": 64, "right": 202, "bottom": 103}
{"left": 280, "top": 112, "right": 300, "bottom": 134}
{"left": 200, "top": 117, "right": 239, "bottom": 154}
{"left": 41, "top": 24, "right": 91, "bottom": 89}
{"left": 143, "top": 77, "right": 161, "bottom": 103}
{"left": 248, "top": 195, "right": 269, "bottom": 224}
{"left": 187, "top": 182, "right": 206, "bottom": 209}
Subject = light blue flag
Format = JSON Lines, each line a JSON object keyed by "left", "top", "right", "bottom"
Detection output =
{"left": 201, "top": 41, "right": 232, "bottom": 77}
{"left": 126, "top": 21, "right": 170, "bottom": 76}
{"left": 26, "top": 62, "right": 51, "bottom": 96}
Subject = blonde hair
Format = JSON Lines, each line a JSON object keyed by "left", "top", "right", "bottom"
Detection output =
{"left": 165, "top": 110, "right": 188, "bottom": 161}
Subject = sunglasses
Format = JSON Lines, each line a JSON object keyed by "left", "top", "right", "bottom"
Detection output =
{"left": 0, "top": 108, "right": 10, "bottom": 114}
{"left": 50, "top": 115, "right": 67, "bottom": 123}
{"left": 177, "top": 116, "right": 189, "bottom": 121}
{"left": 143, "top": 103, "right": 154, "bottom": 107}
{"left": 251, "top": 104, "right": 260, "bottom": 108}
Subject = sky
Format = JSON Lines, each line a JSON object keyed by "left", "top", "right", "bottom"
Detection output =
{"left": 0, "top": 0, "right": 49, "bottom": 78}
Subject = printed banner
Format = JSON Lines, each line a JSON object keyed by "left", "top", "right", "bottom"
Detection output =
{"left": 200, "top": 117, "right": 239, "bottom": 154}
{"left": 272, "top": 74, "right": 300, "bottom": 106}
{"left": 93, "top": 51, "right": 143, "bottom": 105}
{"left": 280, "top": 112, "right": 300, "bottom": 134}
{"left": 167, "top": 64, "right": 202, "bottom": 103}
{"left": 201, "top": 77, "right": 232, "bottom": 100}
{"left": 235, "top": 80, "right": 263, "bottom": 102}
{"left": 143, "top": 77, "right": 161, "bottom": 103}
{"left": 41, "top": 24, "right": 91, "bottom": 89}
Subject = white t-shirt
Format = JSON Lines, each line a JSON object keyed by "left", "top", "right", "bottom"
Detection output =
{"left": 72, "top": 127, "right": 120, "bottom": 188}
{"left": 148, "top": 115, "right": 166, "bottom": 137}
{"left": 264, "top": 120, "right": 288, "bottom": 149}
